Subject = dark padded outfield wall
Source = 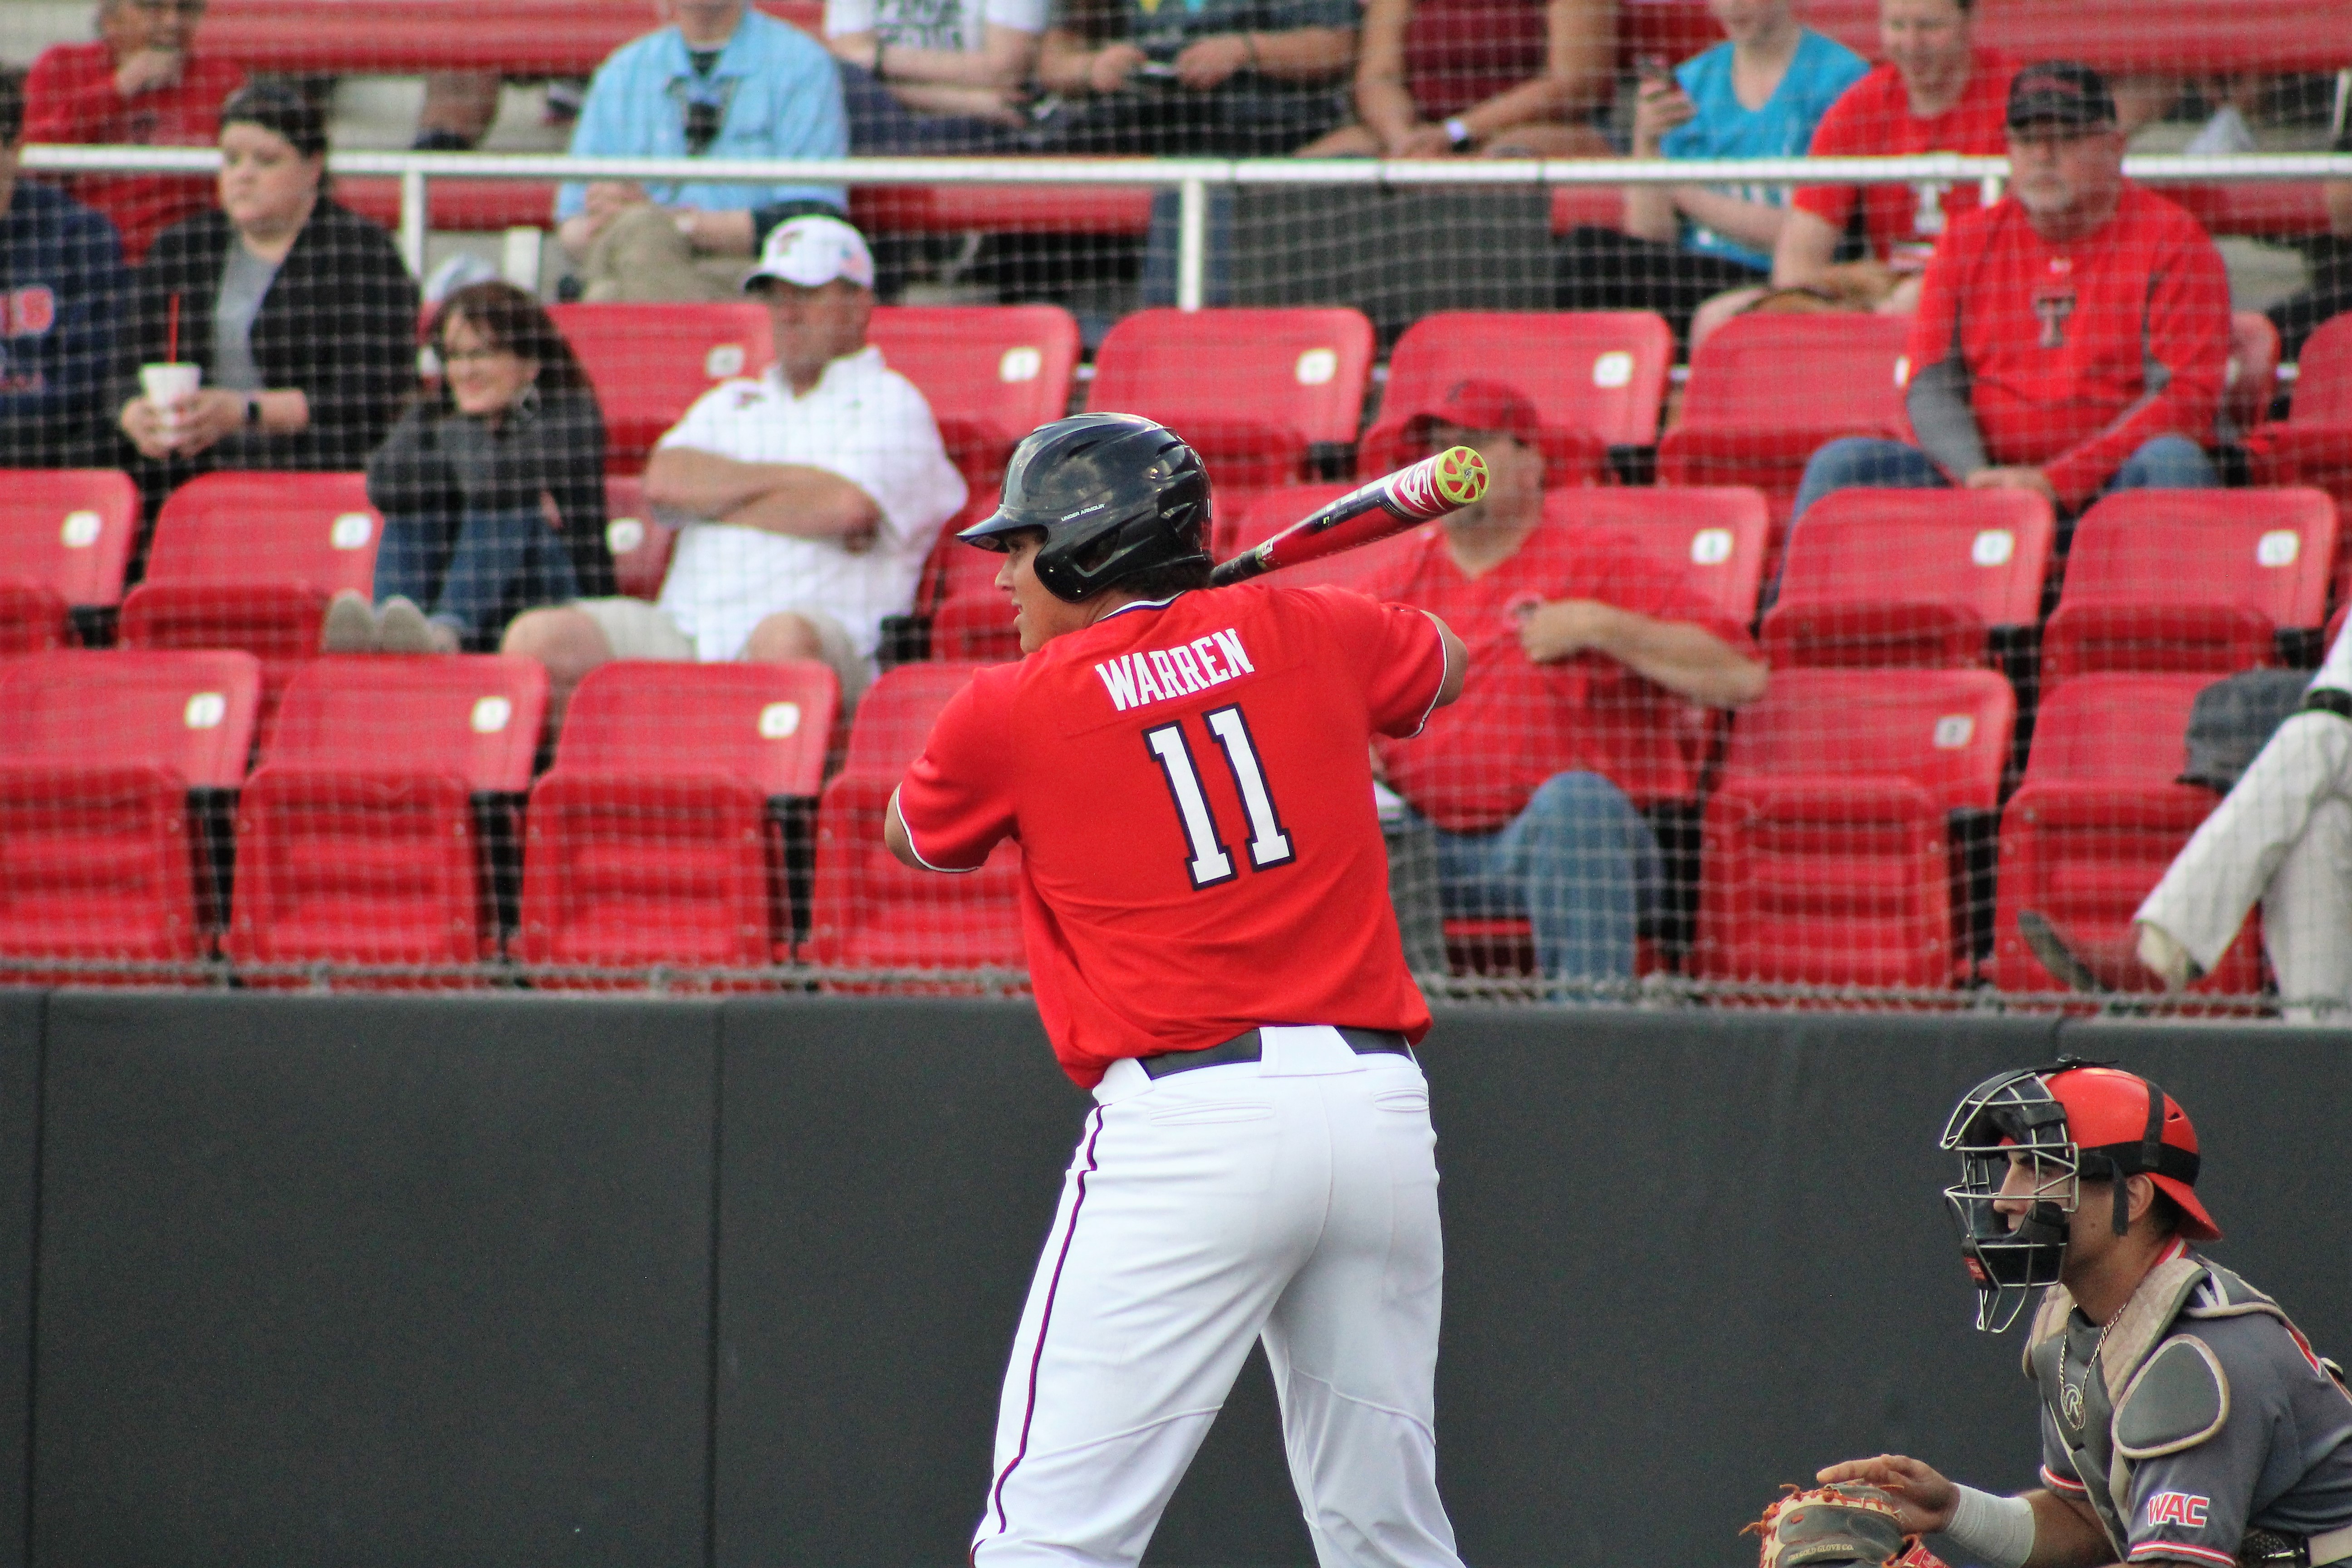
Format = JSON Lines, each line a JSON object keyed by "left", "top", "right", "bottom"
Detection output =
{"left": 0, "top": 993, "right": 42, "bottom": 1568}
{"left": 714, "top": 1001, "right": 2352, "bottom": 1568}
{"left": 30, "top": 995, "right": 720, "bottom": 1568}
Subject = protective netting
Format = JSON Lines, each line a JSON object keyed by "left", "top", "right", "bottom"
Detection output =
{"left": 0, "top": 0, "right": 2347, "bottom": 1013}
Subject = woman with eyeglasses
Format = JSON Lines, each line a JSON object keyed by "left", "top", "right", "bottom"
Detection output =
{"left": 330, "top": 281, "right": 614, "bottom": 654}
{"left": 116, "top": 82, "right": 418, "bottom": 515}
{"left": 22, "top": 0, "right": 246, "bottom": 262}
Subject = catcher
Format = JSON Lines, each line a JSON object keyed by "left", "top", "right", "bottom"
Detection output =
{"left": 1778, "top": 1060, "right": 2352, "bottom": 1568}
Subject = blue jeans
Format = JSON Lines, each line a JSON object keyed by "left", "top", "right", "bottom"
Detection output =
{"left": 1411, "top": 771, "right": 1661, "bottom": 987}
{"left": 374, "top": 505, "right": 581, "bottom": 650}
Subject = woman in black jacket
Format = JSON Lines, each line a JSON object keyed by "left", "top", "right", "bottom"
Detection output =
{"left": 116, "top": 83, "right": 416, "bottom": 501}
{"left": 332, "top": 280, "right": 615, "bottom": 653}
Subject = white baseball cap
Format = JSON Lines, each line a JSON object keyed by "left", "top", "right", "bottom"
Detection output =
{"left": 743, "top": 215, "right": 876, "bottom": 293}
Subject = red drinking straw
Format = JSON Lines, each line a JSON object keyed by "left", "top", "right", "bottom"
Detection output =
{"left": 166, "top": 292, "right": 179, "bottom": 363}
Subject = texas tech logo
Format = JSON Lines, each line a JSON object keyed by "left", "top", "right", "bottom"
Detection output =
{"left": 2145, "top": 1492, "right": 2211, "bottom": 1529}
{"left": 2031, "top": 286, "right": 2076, "bottom": 349}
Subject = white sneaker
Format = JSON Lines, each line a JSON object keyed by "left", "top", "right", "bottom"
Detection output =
{"left": 321, "top": 591, "right": 380, "bottom": 652}
{"left": 377, "top": 596, "right": 458, "bottom": 655}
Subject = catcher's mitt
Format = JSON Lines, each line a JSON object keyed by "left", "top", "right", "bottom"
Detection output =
{"left": 1744, "top": 1484, "right": 1952, "bottom": 1568}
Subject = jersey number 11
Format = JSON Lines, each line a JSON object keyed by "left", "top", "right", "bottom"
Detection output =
{"left": 1143, "top": 705, "right": 1297, "bottom": 890}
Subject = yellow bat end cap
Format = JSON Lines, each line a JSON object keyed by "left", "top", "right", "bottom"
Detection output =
{"left": 1434, "top": 446, "right": 1489, "bottom": 506}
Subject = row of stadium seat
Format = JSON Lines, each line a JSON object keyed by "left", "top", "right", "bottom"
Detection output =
{"left": 0, "top": 648, "right": 2271, "bottom": 995}
{"left": 1, "top": 470, "right": 2345, "bottom": 718}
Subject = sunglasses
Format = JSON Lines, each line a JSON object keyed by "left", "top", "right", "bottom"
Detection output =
{"left": 683, "top": 98, "right": 720, "bottom": 156}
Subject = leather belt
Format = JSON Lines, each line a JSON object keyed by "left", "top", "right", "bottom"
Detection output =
{"left": 1137, "top": 1026, "right": 1411, "bottom": 1080}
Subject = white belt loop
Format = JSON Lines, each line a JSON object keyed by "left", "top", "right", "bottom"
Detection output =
{"left": 1093, "top": 1056, "right": 1155, "bottom": 1105}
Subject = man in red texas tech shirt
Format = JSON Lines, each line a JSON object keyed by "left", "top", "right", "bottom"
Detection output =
{"left": 1787, "top": 59, "right": 2229, "bottom": 544}
{"left": 886, "top": 412, "right": 1475, "bottom": 1568}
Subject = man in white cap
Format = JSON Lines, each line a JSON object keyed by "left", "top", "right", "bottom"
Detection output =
{"left": 504, "top": 216, "right": 967, "bottom": 724}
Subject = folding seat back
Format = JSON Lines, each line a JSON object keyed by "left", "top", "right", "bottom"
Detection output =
{"left": 1360, "top": 311, "right": 1675, "bottom": 486}
{"left": 2247, "top": 316, "right": 2352, "bottom": 592}
{"left": 867, "top": 305, "right": 1081, "bottom": 487}
{"left": 1762, "top": 489, "right": 2054, "bottom": 667}
{"left": 601, "top": 473, "right": 677, "bottom": 602}
{"left": 1693, "top": 668, "right": 2014, "bottom": 988}
{"left": 547, "top": 302, "right": 773, "bottom": 467}
{"left": 228, "top": 656, "right": 550, "bottom": 974}
{"left": 1656, "top": 314, "right": 1915, "bottom": 528}
{"left": 553, "top": 659, "right": 838, "bottom": 797}
{"left": 1992, "top": 672, "right": 2262, "bottom": 994}
{"left": 0, "top": 470, "right": 140, "bottom": 651}
{"left": 136, "top": 471, "right": 381, "bottom": 593}
{"left": 807, "top": 660, "right": 1022, "bottom": 979}
{"left": 516, "top": 660, "right": 843, "bottom": 978}
{"left": 1542, "top": 486, "right": 1771, "bottom": 629}
{"left": 0, "top": 649, "right": 261, "bottom": 966}
{"left": 1088, "top": 308, "right": 1376, "bottom": 493}
{"left": 2042, "top": 488, "right": 2338, "bottom": 685}
{"left": 921, "top": 495, "right": 1024, "bottom": 663}
{"left": 2286, "top": 314, "right": 2352, "bottom": 425}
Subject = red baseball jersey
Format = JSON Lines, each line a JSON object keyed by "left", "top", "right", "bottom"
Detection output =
{"left": 1908, "top": 182, "right": 2230, "bottom": 510}
{"left": 23, "top": 44, "right": 248, "bottom": 263}
{"left": 896, "top": 584, "right": 1449, "bottom": 1088}
{"left": 1793, "top": 49, "right": 2016, "bottom": 267}
{"left": 1359, "top": 520, "right": 1752, "bottom": 833}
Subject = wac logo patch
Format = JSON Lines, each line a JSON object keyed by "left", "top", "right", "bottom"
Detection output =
{"left": 2145, "top": 1492, "right": 2210, "bottom": 1529}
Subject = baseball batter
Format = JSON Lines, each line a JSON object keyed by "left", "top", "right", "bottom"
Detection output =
{"left": 1813, "top": 1061, "right": 2352, "bottom": 1568}
{"left": 883, "top": 412, "right": 1470, "bottom": 1568}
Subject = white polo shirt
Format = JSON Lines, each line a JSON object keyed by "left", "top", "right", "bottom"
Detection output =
{"left": 654, "top": 346, "right": 968, "bottom": 663}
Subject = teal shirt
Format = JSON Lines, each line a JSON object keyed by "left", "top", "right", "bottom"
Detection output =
{"left": 1660, "top": 29, "right": 1870, "bottom": 270}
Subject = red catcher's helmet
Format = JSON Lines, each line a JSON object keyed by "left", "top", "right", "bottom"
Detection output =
{"left": 2043, "top": 1066, "right": 2219, "bottom": 1241}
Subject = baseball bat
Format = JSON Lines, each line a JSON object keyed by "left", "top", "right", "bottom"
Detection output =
{"left": 1208, "top": 446, "right": 1488, "bottom": 588}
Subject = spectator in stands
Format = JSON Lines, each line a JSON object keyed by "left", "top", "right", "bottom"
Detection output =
{"left": 1295, "top": 0, "right": 1615, "bottom": 159}
{"left": 2265, "top": 114, "right": 2352, "bottom": 363}
{"left": 0, "top": 70, "right": 131, "bottom": 470}
{"left": 115, "top": 83, "right": 418, "bottom": 511}
{"left": 823, "top": 0, "right": 1044, "bottom": 153}
{"left": 1786, "top": 63, "right": 2228, "bottom": 544}
{"left": 1686, "top": 0, "right": 2015, "bottom": 349}
{"left": 556, "top": 0, "right": 848, "bottom": 303}
{"left": 1362, "top": 379, "right": 1767, "bottom": 988}
{"left": 503, "top": 218, "right": 965, "bottom": 726}
{"left": 1555, "top": 0, "right": 1867, "bottom": 346}
{"left": 2127, "top": 617, "right": 2352, "bottom": 1024}
{"left": 329, "top": 282, "right": 614, "bottom": 655}
{"left": 22, "top": 0, "right": 246, "bottom": 264}
{"left": 1028, "top": 0, "right": 1358, "bottom": 156}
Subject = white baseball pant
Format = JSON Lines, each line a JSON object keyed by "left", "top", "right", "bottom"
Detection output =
{"left": 2136, "top": 704, "right": 2352, "bottom": 1022}
{"left": 970, "top": 1024, "right": 1464, "bottom": 1568}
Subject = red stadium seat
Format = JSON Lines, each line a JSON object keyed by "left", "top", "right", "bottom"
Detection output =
{"left": 2248, "top": 316, "right": 2352, "bottom": 589}
{"left": 2040, "top": 489, "right": 2338, "bottom": 688}
{"left": 0, "top": 470, "right": 139, "bottom": 653}
{"left": 805, "top": 663, "right": 1025, "bottom": 981}
{"left": 335, "top": 179, "right": 557, "bottom": 235}
{"left": 919, "top": 494, "right": 1020, "bottom": 662}
{"left": 1991, "top": 673, "right": 2263, "bottom": 995}
{"left": 1692, "top": 668, "right": 2014, "bottom": 989}
{"left": 117, "top": 473, "right": 382, "bottom": 725}
{"left": 546, "top": 302, "right": 773, "bottom": 470}
{"left": 866, "top": 305, "right": 1081, "bottom": 488}
{"left": 1360, "top": 312, "right": 1674, "bottom": 488}
{"left": 0, "top": 649, "right": 260, "bottom": 971}
{"left": 600, "top": 474, "right": 676, "bottom": 602}
{"left": 516, "top": 660, "right": 842, "bottom": 978}
{"left": 1656, "top": 313, "right": 1915, "bottom": 532}
{"left": 1088, "top": 308, "right": 1376, "bottom": 500}
{"left": 852, "top": 186, "right": 1157, "bottom": 238}
{"left": 225, "top": 656, "right": 545, "bottom": 979}
{"left": 1761, "top": 489, "right": 2055, "bottom": 668}
{"left": 1541, "top": 486, "right": 1770, "bottom": 630}
{"left": 195, "top": 0, "right": 822, "bottom": 77}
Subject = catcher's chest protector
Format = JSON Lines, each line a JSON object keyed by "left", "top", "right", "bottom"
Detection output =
{"left": 2026, "top": 1255, "right": 2301, "bottom": 1559}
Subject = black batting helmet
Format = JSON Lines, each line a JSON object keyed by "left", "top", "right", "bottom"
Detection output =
{"left": 959, "top": 413, "right": 1213, "bottom": 603}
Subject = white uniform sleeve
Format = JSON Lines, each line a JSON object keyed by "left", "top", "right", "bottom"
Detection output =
{"left": 983, "top": 0, "right": 1049, "bottom": 36}
{"left": 820, "top": 370, "right": 969, "bottom": 554}
{"left": 824, "top": 0, "right": 877, "bottom": 38}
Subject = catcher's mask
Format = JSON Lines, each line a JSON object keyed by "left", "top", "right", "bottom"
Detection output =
{"left": 1940, "top": 1059, "right": 2216, "bottom": 1333}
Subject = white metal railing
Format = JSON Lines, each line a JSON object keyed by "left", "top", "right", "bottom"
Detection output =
{"left": 24, "top": 145, "right": 2352, "bottom": 310}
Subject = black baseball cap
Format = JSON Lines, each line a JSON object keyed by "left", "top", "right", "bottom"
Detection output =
{"left": 2006, "top": 60, "right": 2117, "bottom": 133}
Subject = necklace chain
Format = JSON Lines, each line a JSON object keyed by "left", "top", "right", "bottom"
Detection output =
{"left": 2060, "top": 1313, "right": 2120, "bottom": 1429}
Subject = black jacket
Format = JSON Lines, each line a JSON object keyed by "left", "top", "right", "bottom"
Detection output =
{"left": 122, "top": 198, "right": 418, "bottom": 474}
{"left": 366, "top": 386, "right": 617, "bottom": 599}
